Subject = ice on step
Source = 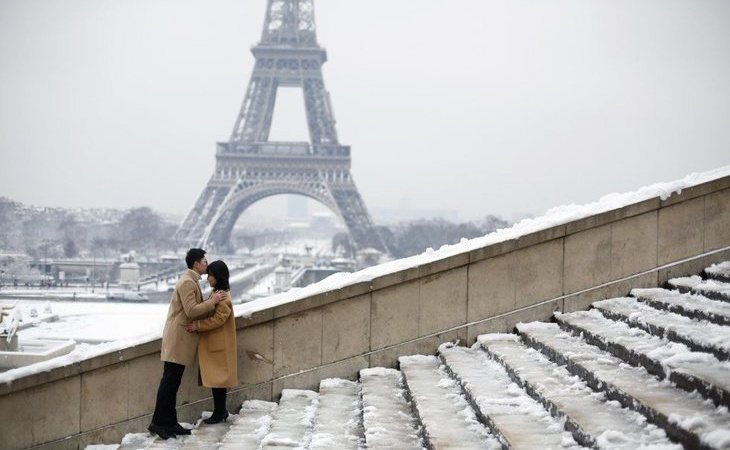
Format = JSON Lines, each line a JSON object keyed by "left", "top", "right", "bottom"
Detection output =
{"left": 706, "top": 262, "right": 730, "bottom": 282}
{"left": 115, "top": 433, "right": 156, "bottom": 450}
{"left": 555, "top": 309, "right": 730, "bottom": 406}
{"left": 438, "top": 343, "right": 582, "bottom": 449}
{"left": 398, "top": 354, "right": 501, "bottom": 449}
{"left": 180, "top": 415, "right": 233, "bottom": 450}
{"left": 260, "top": 389, "right": 318, "bottom": 449}
{"left": 220, "top": 400, "right": 277, "bottom": 449}
{"left": 517, "top": 322, "right": 730, "bottom": 449}
{"left": 593, "top": 297, "right": 730, "bottom": 359}
{"left": 360, "top": 367, "right": 423, "bottom": 449}
{"left": 309, "top": 378, "right": 362, "bottom": 449}
{"left": 478, "top": 334, "right": 678, "bottom": 449}
{"left": 632, "top": 288, "right": 730, "bottom": 325}
{"left": 668, "top": 276, "right": 730, "bottom": 303}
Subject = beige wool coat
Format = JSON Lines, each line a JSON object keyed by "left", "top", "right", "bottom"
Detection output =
{"left": 195, "top": 291, "right": 238, "bottom": 388}
{"left": 160, "top": 269, "right": 216, "bottom": 366}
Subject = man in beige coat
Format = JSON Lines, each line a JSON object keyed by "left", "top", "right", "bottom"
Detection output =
{"left": 148, "top": 248, "right": 222, "bottom": 440}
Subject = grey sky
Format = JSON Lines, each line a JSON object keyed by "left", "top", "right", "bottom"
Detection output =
{"left": 1, "top": 0, "right": 729, "bottom": 222}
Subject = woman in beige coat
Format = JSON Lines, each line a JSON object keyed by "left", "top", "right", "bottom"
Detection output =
{"left": 184, "top": 260, "right": 238, "bottom": 424}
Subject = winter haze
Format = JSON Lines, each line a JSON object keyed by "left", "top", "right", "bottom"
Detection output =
{"left": 1, "top": 0, "right": 729, "bottom": 222}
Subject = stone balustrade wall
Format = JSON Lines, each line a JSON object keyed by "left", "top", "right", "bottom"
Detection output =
{"left": 1, "top": 176, "right": 729, "bottom": 449}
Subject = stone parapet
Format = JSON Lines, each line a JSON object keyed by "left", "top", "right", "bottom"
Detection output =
{"left": 2, "top": 176, "right": 729, "bottom": 449}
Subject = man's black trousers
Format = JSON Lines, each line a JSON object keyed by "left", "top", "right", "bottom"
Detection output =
{"left": 151, "top": 361, "right": 185, "bottom": 426}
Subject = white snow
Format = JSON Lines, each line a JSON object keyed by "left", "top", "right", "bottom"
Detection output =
{"left": 220, "top": 400, "right": 277, "bottom": 449}
{"left": 517, "top": 322, "right": 730, "bottom": 444}
{"left": 398, "top": 354, "right": 501, "bottom": 449}
{"left": 476, "top": 333, "right": 520, "bottom": 344}
{"left": 0, "top": 333, "right": 162, "bottom": 385}
{"left": 555, "top": 309, "right": 730, "bottom": 394}
{"left": 439, "top": 343, "right": 581, "bottom": 448}
{"left": 359, "top": 367, "right": 423, "bottom": 449}
{"left": 260, "top": 389, "right": 318, "bottom": 448}
{"left": 701, "top": 428, "right": 730, "bottom": 448}
{"left": 310, "top": 378, "right": 361, "bottom": 449}
{"left": 668, "top": 276, "right": 730, "bottom": 300}
{"left": 11, "top": 300, "right": 168, "bottom": 343}
{"left": 632, "top": 288, "right": 730, "bottom": 323}
{"left": 706, "top": 262, "right": 730, "bottom": 280}
{"left": 592, "top": 297, "right": 730, "bottom": 355}
{"left": 479, "top": 333, "right": 678, "bottom": 449}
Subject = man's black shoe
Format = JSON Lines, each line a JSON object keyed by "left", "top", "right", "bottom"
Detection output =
{"left": 203, "top": 411, "right": 229, "bottom": 424}
{"left": 148, "top": 423, "right": 176, "bottom": 440}
{"left": 172, "top": 423, "right": 192, "bottom": 435}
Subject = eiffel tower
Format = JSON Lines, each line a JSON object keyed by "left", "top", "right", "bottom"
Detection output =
{"left": 175, "top": 0, "right": 388, "bottom": 253}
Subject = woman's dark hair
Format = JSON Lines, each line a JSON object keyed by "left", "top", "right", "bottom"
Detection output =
{"left": 206, "top": 260, "right": 230, "bottom": 291}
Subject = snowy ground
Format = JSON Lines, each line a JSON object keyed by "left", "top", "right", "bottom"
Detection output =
{"left": 11, "top": 300, "right": 168, "bottom": 344}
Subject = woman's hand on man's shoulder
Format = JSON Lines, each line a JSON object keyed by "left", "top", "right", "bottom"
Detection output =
{"left": 210, "top": 290, "right": 227, "bottom": 304}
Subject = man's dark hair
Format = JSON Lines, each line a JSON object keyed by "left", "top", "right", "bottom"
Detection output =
{"left": 185, "top": 248, "right": 206, "bottom": 269}
{"left": 207, "top": 260, "right": 230, "bottom": 291}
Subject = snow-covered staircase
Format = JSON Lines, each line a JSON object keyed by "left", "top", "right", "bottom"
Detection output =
{"left": 107, "top": 261, "right": 730, "bottom": 450}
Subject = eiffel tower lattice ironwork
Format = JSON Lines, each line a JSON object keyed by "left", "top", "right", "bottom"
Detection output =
{"left": 175, "top": 0, "right": 388, "bottom": 253}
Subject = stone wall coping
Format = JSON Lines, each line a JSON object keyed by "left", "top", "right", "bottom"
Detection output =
{"left": 1, "top": 172, "right": 728, "bottom": 396}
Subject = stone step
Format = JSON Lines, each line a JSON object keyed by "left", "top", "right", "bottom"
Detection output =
{"left": 438, "top": 342, "right": 584, "bottom": 449}
{"left": 705, "top": 261, "right": 730, "bottom": 283}
{"left": 116, "top": 433, "right": 157, "bottom": 450}
{"left": 398, "top": 354, "right": 501, "bottom": 449}
{"left": 177, "top": 418, "right": 232, "bottom": 450}
{"left": 667, "top": 275, "right": 730, "bottom": 303}
{"left": 131, "top": 413, "right": 232, "bottom": 450}
{"left": 478, "top": 333, "right": 678, "bottom": 449}
{"left": 632, "top": 287, "right": 730, "bottom": 326}
{"left": 592, "top": 297, "right": 730, "bottom": 362}
{"left": 220, "top": 400, "right": 277, "bottom": 449}
{"left": 359, "top": 367, "right": 423, "bottom": 449}
{"left": 555, "top": 308, "right": 730, "bottom": 408}
{"left": 517, "top": 321, "right": 730, "bottom": 450}
{"left": 309, "top": 378, "right": 362, "bottom": 449}
{"left": 260, "top": 389, "right": 318, "bottom": 449}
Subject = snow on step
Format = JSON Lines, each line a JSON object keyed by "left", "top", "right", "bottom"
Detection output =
{"left": 116, "top": 433, "right": 157, "bottom": 450}
{"left": 517, "top": 321, "right": 730, "bottom": 450}
{"left": 260, "top": 389, "right": 317, "bottom": 449}
{"left": 667, "top": 275, "right": 730, "bottom": 303}
{"left": 178, "top": 417, "right": 232, "bottom": 450}
{"left": 220, "top": 400, "right": 277, "bottom": 449}
{"left": 398, "top": 354, "right": 501, "bottom": 449}
{"left": 593, "top": 297, "right": 730, "bottom": 362}
{"left": 359, "top": 367, "right": 423, "bottom": 449}
{"left": 706, "top": 262, "right": 730, "bottom": 283}
{"left": 438, "top": 342, "right": 583, "bottom": 449}
{"left": 632, "top": 287, "right": 730, "bottom": 326}
{"left": 478, "top": 333, "right": 678, "bottom": 450}
{"left": 555, "top": 309, "right": 730, "bottom": 408}
{"left": 309, "top": 378, "right": 362, "bottom": 449}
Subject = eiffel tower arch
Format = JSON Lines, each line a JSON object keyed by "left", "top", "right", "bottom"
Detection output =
{"left": 175, "top": 0, "right": 388, "bottom": 253}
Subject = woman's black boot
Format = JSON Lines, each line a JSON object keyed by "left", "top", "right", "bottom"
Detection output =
{"left": 204, "top": 388, "right": 229, "bottom": 424}
{"left": 203, "top": 411, "right": 229, "bottom": 424}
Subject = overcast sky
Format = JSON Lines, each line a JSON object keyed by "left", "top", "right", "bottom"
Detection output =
{"left": 1, "top": 0, "right": 729, "bottom": 223}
